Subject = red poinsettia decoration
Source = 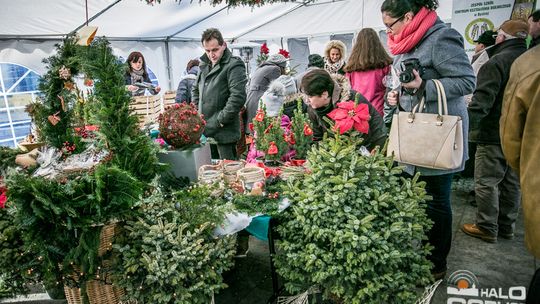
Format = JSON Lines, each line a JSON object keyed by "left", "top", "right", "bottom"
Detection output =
{"left": 0, "top": 182, "right": 7, "bottom": 209}
{"left": 260, "top": 43, "right": 269, "bottom": 55}
{"left": 327, "top": 101, "right": 370, "bottom": 135}
{"left": 278, "top": 48, "right": 290, "bottom": 59}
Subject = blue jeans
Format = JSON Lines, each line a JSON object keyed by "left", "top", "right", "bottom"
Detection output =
{"left": 419, "top": 173, "right": 454, "bottom": 273}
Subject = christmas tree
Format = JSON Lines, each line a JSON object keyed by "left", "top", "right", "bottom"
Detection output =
{"left": 275, "top": 131, "right": 433, "bottom": 303}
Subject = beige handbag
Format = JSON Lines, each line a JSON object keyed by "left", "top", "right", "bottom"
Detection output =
{"left": 387, "top": 79, "right": 463, "bottom": 170}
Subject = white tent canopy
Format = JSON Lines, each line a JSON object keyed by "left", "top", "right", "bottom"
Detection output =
{"left": 0, "top": 0, "right": 455, "bottom": 90}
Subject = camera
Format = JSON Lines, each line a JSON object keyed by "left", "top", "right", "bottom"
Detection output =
{"left": 399, "top": 58, "right": 424, "bottom": 83}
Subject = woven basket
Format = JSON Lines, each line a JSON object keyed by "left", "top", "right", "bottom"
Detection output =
{"left": 223, "top": 160, "right": 245, "bottom": 184}
{"left": 237, "top": 167, "right": 265, "bottom": 196}
{"left": 87, "top": 280, "right": 125, "bottom": 304}
{"left": 98, "top": 223, "right": 116, "bottom": 257}
{"left": 64, "top": 286, "right": 82, "bottom": 304}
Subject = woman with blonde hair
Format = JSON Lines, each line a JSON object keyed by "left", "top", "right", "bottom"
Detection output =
{"left": 344, "top": 28, "right": 393, "bottom": 116}
{"left": 323, "top": 40, "right": 347, "bottom": 75}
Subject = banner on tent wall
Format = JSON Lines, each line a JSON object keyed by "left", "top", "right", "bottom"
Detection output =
{"left": 452, "top": 0, "right": 514, "bottom": 56}
{"left": 511, "top": 0, "right": 536, "bottom": 20}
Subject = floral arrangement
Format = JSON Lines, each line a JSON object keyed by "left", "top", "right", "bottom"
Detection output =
{"left": 278, "top": 48, "right": 290, "bottom": 59}
{"left": 158, "top": 102, "right": 206, "bottom": 149}
{"left": 327, "top": 98, "right": 370, "bottom": 135}
{"left": 256, "top": 43, "right": 270, "bottom": 65}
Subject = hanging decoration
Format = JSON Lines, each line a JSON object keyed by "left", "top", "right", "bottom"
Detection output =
{"left": 143, "top": 0, "right": 296, "bottom": 7}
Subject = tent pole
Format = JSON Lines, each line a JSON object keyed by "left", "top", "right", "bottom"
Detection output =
{"left": 69, "top": 0, "right": 122, "bottom": 35}
{"left": 165, "top": 38, "right": 173, "bottom": 91}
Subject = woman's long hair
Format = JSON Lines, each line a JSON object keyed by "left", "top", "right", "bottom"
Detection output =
{"left": 344, "top": 28, "right": 393, "bottom": 73}
{"left": 126, "top": 51, "right": 149, "bottom": 79}
{"left": 381, "top": 0, "right": 438, "bottom": 18}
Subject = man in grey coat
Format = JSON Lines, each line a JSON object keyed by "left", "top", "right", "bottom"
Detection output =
{"left": 244, "top": 54, "right": 287, "bottom": 133}
{"left": 192, "top": 28, "right": 247, "bottom": 160}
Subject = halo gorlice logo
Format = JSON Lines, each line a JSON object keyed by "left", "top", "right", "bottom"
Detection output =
{"left": 464, "top": 18, "right": 495, "bottom": 45}
{"left": 447, "top": 270, "right": 527, "bottom": 304}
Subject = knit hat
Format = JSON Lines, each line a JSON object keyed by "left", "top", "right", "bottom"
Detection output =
{"left": 307, "top": 54, "right": 324, "bottom": 68}
{"left": 261, "top": 75, "right": 297, "bottom": 117}
{"left": 474, "top": 30, "right": 496, "bottom": 46}
{"left": 498, "top": 19, "right": 529, "bottom": 38}
{"left": 266, "top": 54, "right": 288, "bottom": 68}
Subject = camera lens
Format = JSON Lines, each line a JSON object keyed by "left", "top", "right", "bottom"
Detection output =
{"left": 399, "top": 72, "right": 414, "bottom": 83}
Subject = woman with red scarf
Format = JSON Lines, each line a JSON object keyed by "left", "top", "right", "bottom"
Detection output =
{"left": 381, "top": 0, "right": 475, "bottom": 280}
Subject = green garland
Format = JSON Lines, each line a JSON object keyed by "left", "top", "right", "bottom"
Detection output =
{"left": 113, "top": 185, "right": 236, "bottom": 304}
{"left": 230, "top": 181, "right": 284, "bottom": 216}
{"left": 275, "top": 133, "right": 433, "bottom": 303}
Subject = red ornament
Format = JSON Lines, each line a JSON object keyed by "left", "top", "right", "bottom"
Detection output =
{"left": 327, "top": 101, "right": 370, "bottom": 134}
{"left": 248, "top": 122, "right": 254, "bottom": 133}
{"left": 267, "top": 142, "right": 278, "bottom": 155}
{"left": 84, "top": 78, "right": 94, "bottom": 87}
{"left": 303, "top": 124, "right": 313, "bottom": 136}
{"left": 285, "top": 133, "right": 296, "bottom": 145}
{"left": 255, "top": 109, "right": 265, "bottom": 122}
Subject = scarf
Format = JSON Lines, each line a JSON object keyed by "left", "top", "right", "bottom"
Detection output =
{"left": 324, "top": 57, "right": 345, "bottom": 74}
{"left": 130, "top": 68, "right": 145, "bottom": 85}
{"left": 387, "top": 7, "right": 438, "bottom": 55}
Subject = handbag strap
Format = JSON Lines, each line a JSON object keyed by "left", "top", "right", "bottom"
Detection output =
{"left": 409, "top": 79, "right": 448, "bottom": 124}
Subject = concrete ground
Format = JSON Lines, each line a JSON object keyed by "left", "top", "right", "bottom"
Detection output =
{"left": 3, "top": 178, "right": 537, "bottom": 304}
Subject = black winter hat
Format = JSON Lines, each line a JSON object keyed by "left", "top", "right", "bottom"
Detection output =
{"left": 307, "top": 54, "right": 324, "bottom": 68}
{"left": 474, "top": 30, "right": 497, "bottom": 46}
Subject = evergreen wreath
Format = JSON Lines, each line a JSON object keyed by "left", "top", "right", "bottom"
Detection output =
{"left": 274, "top": 132, "right": 433, "bottom": 303}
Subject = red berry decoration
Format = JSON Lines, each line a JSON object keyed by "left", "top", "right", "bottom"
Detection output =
{"left": 158, "top": 102, "right": 205, "bottom": 149}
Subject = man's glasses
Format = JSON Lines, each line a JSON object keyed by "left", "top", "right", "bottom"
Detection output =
{"left": 386, "top": 14, "right": 405, "bottom": 32}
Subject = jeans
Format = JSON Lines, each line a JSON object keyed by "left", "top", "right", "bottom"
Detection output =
{"left": 419, "top": 173, "right": 454, "bottom": 273}
{"left": 216, "top": 143, "right": 238, "bottom": 160}
{"left": 474, "top": 144, "right": 521, "bottom": 236}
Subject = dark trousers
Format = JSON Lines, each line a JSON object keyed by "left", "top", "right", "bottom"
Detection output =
{"left": 216, "top": 143, "right": 238, "bottom": 160}
{"left": 527, "top": 267, "right": 540, "bottom": 304}
{"left": 474, "top": 144, "right": 521, "bottom": 236}
{"left": 419, "top": 173, "right": 454, "bottom": 273}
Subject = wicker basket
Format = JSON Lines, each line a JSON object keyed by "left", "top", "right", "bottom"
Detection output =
{"left": 64, "top": 285, "right": 82, "bottom": 304}
{"left": 87, "top": 279, "right": 125, "bottom": 304}
{"left": 98, "top": 223, "right": 116, "bottom": 257}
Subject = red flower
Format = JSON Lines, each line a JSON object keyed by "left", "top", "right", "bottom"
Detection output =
{"left": 0, "top": 192, "right": 6, "bottom": 209}
{"left": 260, "top": 43, "right": 269, "bottom": 55}
{"left": 267, "top": 142, "right": 278, "bottom": 155}
{"left": 255, "top": 109, "right": 265, "bottom": 122}
{"left": 284, "top": 133, "right": 295, "bottom": 145}
{"left": 248, "top": 122, "right": 254, "bottom": 133}
{"left": 278, "top": 49, "right": 290, "bottom": 59}
{"left": 303, "top": 124, "right": 313, "bottom": 136}
{"left": 327, "top": 101, "right": 370, "bottom": 134}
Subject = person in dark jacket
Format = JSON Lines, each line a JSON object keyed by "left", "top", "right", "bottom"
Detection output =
{"left": 528, "top": 10, "right": 540, "bottom": 48}
{"left": 300, "top": 69, "right": 387, "bottom": 152}
{"left": 462, "top": 19, "right": 529, "bottom": 244}
{"left": 192, "top": 28, "right": 247, "bottom": 160}
{"left": 175, "top": 59, "right": 200, "bottom": 103}
{"left": 124, "top": 51, "right": 161, "bottom": 96}
{"left": 294, "top": 53, "right": 324, "bottom": 91}
{"left": 244, "top": 54, "right": 287, "bottom": 133}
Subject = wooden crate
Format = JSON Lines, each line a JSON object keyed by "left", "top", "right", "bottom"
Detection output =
{"left": 162, "top": 90, "right": 176, "bottom": 110}
{"left": 129, "top": 95, "right": 161, "bottom": 127}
